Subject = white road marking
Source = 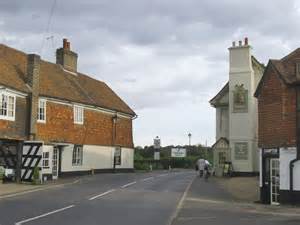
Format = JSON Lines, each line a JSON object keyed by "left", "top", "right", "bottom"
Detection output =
{"left": 15, "top": 205, "right": 75, "bottom": 225}
{"left": 121, "top": 181, "right": 137, "bottom": 188}
{"left": 157, "top": 174, "right": 168, "bottom": 177}
{"left": 142, "top": 177, "right": 154, "bottom": 181}
{"left": 88, "top": 189, "right": 115, "bottom": 201}
{"left": 166, "top": 175, "right": 196, "bottom": 225}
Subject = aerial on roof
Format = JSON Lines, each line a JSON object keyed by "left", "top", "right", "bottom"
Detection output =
{"left": 0, "top": 43, "right": 136, "bottom": 116}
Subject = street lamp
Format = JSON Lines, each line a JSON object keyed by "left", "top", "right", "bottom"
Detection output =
{"left": 188, "top": 133, "right": 192, "bottom": 146}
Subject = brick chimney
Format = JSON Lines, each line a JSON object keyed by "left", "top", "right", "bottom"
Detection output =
{"left": 27, "top": 54, "right": 41, "bottom": 140}
{"left": 56, "top": 38, "right": 78, "bottom": 72}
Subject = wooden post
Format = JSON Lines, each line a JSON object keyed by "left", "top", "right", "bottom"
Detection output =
{"left": 15, "top": 141, "right": 23, "bottom": 183}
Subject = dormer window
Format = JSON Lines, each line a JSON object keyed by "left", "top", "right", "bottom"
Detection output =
{"left": 0, "top": 92, "right": 15, "bottom": 121}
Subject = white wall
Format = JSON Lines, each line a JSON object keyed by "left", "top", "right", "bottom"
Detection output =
{"left": 116, "top": 147, "right": 134, "bottom": 169}
{"left": 61, "top": 145, "right": 134, "bottom": 172}
{"left": 216, "top": 107, "right": 229, "bottom": 140}
{"left": 280, "top": 147, "right": 296, "bottom": 190}
{"left": 228, "top": 45, "right": 260, "bottom": 173}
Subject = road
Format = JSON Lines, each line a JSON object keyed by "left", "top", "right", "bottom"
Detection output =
{"left": 1, "top": 170, "right": 300, "bottom": 225}
{"left": 0, "top": 170, "right": 195, "bottom": 225}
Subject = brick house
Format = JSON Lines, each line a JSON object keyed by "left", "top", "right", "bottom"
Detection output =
{"left": 255, "top": 48, "right": 300, "bottom": 205}
{"left": 0, "top": 39, "right": 136, "bottom": 181}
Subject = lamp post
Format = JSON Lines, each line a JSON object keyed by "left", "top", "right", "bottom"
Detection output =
{"left": 188, "top": 133, "right": 192, "bottom": 146}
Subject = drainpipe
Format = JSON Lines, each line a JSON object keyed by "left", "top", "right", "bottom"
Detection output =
{"left": 289, "top": 87, "right": 300, "bottom": 202}
{"left": 112, "top": 114, "right": 117, "bottom": 172}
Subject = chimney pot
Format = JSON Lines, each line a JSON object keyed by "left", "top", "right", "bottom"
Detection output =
{"left": 66, "top": 41, "right": 70, "bottom": 50}
{"left": 232, "top": 41, "right": 236, "bottom": 47}
{"left": 244, "top": 37, "right": 248, "bottom": 45}
{"left": 63, "top": 38, "right": 68, "bottom": 49}
{"left": 238, "top": 40, "right": 242, "bottom": 46}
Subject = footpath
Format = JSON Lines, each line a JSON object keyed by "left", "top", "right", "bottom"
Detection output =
{"left": 171, "top": 175, "right": 300, "bottom": 225}
{"left": 0, "top": 176, "right": 81, "bottom": 199}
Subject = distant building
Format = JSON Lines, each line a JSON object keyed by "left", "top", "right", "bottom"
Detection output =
{"left": 0, "top": 39, "right": 136, "bottom": 181}
{"left": 210, "top": 38, "right": 264, "bottom": 176}
{"left": 255, "top": 48, "right": 300, "bottom": 205}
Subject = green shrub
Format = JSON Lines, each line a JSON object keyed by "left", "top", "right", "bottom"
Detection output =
{"left": 32, "top": 166, "right": 40, "bottom": 185}
{"left": 0, "top": 166, "right": 5, "bottom": 181}
{"left": 134, "top": 161, "right": 149, "bottom": 171}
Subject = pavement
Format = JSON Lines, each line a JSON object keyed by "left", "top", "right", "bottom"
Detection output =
{"left": 215, "top": 176, "right": 260, "bottom": 202}
{"left": 0, "top": 177, "right": 81, "bottom": 199}
{"left": 171, "top": 175, "right": 300, "bottom": 225}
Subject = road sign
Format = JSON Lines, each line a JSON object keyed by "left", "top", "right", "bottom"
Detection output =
{"left": 171, "top": 148, "right": 186, "bottom": 158}
{"left": 153, "top": 136, "right": 161, "bottom": 149}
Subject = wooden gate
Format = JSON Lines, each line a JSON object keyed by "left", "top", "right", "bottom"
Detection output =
{"left": 21, "top": 142, "right": 43, "bottom": 182}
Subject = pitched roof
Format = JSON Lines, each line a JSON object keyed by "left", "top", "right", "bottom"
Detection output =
{"left": 211, "top": 137, "right": 229, "bottom": 149}
{"left": 0, "top": 44, "right": 135, "bottom": 116}
{"left": 209, "top": 82, "right": 229, "bottom": 107}
{"left": 255, "top": 48, "right": 300, "bottom": 97}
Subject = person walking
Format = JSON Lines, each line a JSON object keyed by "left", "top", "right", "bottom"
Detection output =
{"left": 196, "top": 158, "right": 205, "bottom": 177}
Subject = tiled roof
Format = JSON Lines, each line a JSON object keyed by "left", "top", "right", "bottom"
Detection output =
{"left": 255, "top": 48, "right": 300, "bottom": 97}
{"left": 0, "top": 44, "right": 135, "bottom": 116}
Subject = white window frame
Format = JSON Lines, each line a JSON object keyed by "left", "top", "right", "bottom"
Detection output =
{"left": 72, "top": 145, "right": 83, "bottom": 166}
{"left": 37, "top": 99, "right": 46, "bottom": 123}
{"left": 0, "top": 92, "right": 16, "bottom": 121}
{"left": 74, "top": 105, "right": 84, "bottom": 124}
{"left": 42, "top": 151, "right": 50, "bottom": 168}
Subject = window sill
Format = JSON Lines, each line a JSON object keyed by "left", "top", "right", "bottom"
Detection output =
{"left": 74, "top": 122, "right": 84, "bottom": 125}
{"left": 0, "top": 116, "right": 15, "bottom": 121}
{"left": 37, "top": 120, "right": 46, "bottom": 124}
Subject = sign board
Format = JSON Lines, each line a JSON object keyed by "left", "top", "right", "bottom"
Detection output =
{"left": 154, "top": 152, "right": 160, "bottom": 160}
{"left": 153, "top": 137, "right": 161, "bottom": 149}
{"left": 171, "top": 148, "right": 186, "bottom": 158}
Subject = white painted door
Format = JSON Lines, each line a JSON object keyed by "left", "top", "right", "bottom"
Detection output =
{"left": 270, "top": 158, "right": 280, "bottom": 205}
{"left": 52, "top": 147, "right": 59, "bottom": 180}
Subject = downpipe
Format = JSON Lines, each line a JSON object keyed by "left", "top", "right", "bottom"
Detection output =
{"left": 289, "top": 87, "right": 300, "bottom": 203}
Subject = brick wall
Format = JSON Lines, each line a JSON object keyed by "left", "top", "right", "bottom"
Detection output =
{"left": 0, "top": 97, "right": 29, "bottom": 140}
{"left": 36, "top": 101, "right": 133, "bottom": 148}
{"left": 257, "top": 65, "right": 296, "bottom": 148}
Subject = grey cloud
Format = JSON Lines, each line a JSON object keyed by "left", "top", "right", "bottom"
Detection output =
{"left": 1, "top": 0, "right": 300, "bottom": 145}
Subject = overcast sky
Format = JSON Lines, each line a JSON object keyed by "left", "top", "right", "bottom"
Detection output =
{"left": 1, "top": 0, "right": 300, "bottom": 147}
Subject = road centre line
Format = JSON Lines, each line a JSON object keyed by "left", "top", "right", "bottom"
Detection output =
{"left": 89, "top": 189, "right": 115, "bottom": 201}
{"left": 121, "top": 181, "right": 137, "bottom": 188}
{"left": 157, "top": 174, "right": 168, "bottom": 177}
{"left": 15, "top": 205, "right": 75, "bottom": 225}
{"left": 142, "top": 177, "right": 154, "bottom": 181}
